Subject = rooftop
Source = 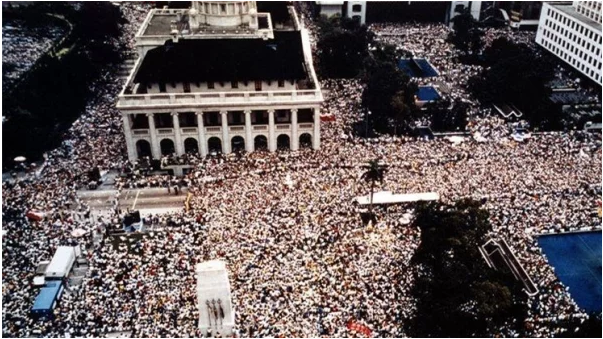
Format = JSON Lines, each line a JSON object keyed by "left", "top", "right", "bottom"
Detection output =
{"left": 141, "top": 11, "right": 271, "bottom": 37}
{"left": 133, "top": 30, "right": 307, "bottom": 84}
{"left": 139, "top": 2, "right": 297, "bottom": 38}
{"left": 551, "top": 2, "right": 602, "bottom": 31}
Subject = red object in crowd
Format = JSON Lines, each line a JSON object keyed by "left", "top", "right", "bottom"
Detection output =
{"left": 346, "top": 321, "right": 372, "bottom": 337}
{"left": 26, "top": 211, "right": 44, "bottom": 222}
{"left": 320, "top": 114, "right": 336, "bottom": 122}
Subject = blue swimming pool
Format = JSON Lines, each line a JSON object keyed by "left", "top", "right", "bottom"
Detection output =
{"left": 398, "top": 58, "right": 439, "bottom": 78}
{"left": 416, "top": 86, "right": 441, "bottom": 102}
{"left": 537, "top": 231, "right": 602, "bottom": 313}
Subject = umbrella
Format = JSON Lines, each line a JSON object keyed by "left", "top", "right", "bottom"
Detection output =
{"left": 71, "top": 228, "right": 88, "bottom": 238}
{"left": 13, "top": 156, "right": 26, "bottom": 162}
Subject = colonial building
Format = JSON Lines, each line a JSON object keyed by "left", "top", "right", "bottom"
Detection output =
{"left": 118, "top": 1, "right": 323, "bottom": 163}
{"left": 536, "top": 1, "right": 602, "bottom": 85}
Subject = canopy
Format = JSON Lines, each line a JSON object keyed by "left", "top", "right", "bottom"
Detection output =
{"left": 355, "top": 191, "right": 440, "bottom": 205}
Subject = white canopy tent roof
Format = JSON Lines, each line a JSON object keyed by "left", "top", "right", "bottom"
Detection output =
{"left": 354, "top": 191, "right": 440, "bottom": 206}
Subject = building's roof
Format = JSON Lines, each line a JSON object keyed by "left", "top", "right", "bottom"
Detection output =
{"left": 134, "top": 31, "right": 307, "bottom": 83}
{"left": 550, "top": 2, "right": 602, "bottom": 31}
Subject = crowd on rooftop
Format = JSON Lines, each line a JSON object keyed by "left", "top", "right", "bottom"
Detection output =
{"left": 2, "top": 3, "right": 602, "bottom": 338}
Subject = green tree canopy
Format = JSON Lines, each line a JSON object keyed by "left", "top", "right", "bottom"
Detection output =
{"left": 407, "top": 199, "right": 527, "bottom": 337}
{"left": 449, "top": 10, "right": 484, "bottom": 56}
{"left": 361, "top": 44, "right": 417, "bottom": 135}
{"left": 316, "top": 15, "right": 374, "bottom": 78}
{"left": 469, "top": 38, "right": 558, "bottom": 129}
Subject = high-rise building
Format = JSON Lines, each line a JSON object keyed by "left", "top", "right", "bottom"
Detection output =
{"left": 536, "top": 1, "right": 602, "bottom": 84}
{"left": 118, "top": 1, "right": 323, "bottom": 171}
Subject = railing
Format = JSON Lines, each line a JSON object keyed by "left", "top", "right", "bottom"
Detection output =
{"left": 276, "top": 124, "right": 291, "bottom": 130}
{"left": 299, "top": 123, "right": 314, "bottom": 130}
{"left": 181, "top": 128, "right": 198, "bottom": 134}
{"left": 253, "top": 125, "right": 268, "bottom": 131}
{"left": 132, "top": 129, "right": 149, "bottom": 135}
{"left": 206, "top": 127, "right": 221, "bottom": 133}
{"left": 157, "top": 128, "right": 173, "bottom": 134}
{"left": 117, "top": 89, "right": 322, "bottom": 108}
{"left": 229, "top": 126, "right": 245, "bottom": 132}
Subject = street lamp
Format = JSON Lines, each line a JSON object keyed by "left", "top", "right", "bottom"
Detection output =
{"left": 365, "top": 110, "right": 371, "bottom": 137}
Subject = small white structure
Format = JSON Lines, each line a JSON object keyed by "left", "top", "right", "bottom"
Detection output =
{"left": 354, "top": 191, "right": 440, "bottom": 206}
{"left": 196, "top": 260, "right": 235, "bottom": 337}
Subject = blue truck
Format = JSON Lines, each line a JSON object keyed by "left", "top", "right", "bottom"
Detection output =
{"left": 30, "top": 281, "right": 64, "bottom": 318}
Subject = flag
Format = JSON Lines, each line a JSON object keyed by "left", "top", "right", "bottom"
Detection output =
{"left": 347, "top": 321, "right": 372, "bottom": 337}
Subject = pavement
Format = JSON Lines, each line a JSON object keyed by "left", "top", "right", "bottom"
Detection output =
{"left": 77, "top": 186, "right": 187, "bottom": 217}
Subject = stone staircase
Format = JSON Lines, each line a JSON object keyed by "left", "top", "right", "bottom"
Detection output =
{"left": 118, "top": 56, "right": 137, "bottom": 82}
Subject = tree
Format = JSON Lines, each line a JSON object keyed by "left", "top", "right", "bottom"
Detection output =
{"left": 449, "top": 10, "right": 484, "bottom": 56}
{"left": 469, "top": 38, "right": 556, "bottom": 129}
{"left": 425, "top": 98, "right": 469, "bottom": 132}
{"left": 558, "top": 313, "right": 602, "bottom": 338}
{"left": 390, "top": 90, "right": 414, "bottom": 135}
{"left": 407, "top": 199, "right": 527, "bottom": 337}
{"left": 360, "top": 159, "right": 387, "bottom": 215}
{"left": 362, "top": 43, "right": 417, "bottom": 135}
{"left": 316, "top": 15, "right": 374, "bottom": 78}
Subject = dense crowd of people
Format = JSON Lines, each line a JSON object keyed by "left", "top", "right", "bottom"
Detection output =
{"left": 2, "top": 15, "right": 67, "bottom": 92}
{"left": 2, "top": 3, "right": 602, "bottom": 338}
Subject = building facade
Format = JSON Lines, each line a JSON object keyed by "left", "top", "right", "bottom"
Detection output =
{"left": 118, "top": 1, "right": 323, "bottom": 163}
{"left": 316, "top": 1, "right": 345, "bottom": 19}
{"left": 536, "top": 1, "right": 602, "bottom": 85}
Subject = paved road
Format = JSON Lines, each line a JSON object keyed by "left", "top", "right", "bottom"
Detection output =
{"left": 77, "top": 187, "right": 187, "bottom": 216}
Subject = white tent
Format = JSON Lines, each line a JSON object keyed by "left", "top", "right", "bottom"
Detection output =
{"left": 354, "top": 191, "right": 440, "bottom": 206}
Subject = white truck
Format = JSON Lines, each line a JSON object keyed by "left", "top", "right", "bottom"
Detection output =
{"left": 45, "top": 246, "right": 78, "bottom": 279}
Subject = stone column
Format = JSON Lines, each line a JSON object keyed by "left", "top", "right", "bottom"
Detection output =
{"left": 221, "top": 111, "right": 231, "bottom": 154}
{"left": 147, "top": 113, "right": 161, "bottom": 158}
{"left": 172, "top": 112, "right": 184, "bottom": 155}
{"left": 268, "top": 109, "right": 276, "bottom": 152}
{"left": 197, "top": 111, "right": 207, "bottom": 157}
{"left": 244, "top": 110, "right": 253, "bottom": 152}
{"left": 291, "top": 108, "right": 299, "bottom": 151}
{"left": 122, "top": 114, "right": 137, "bottom": 161}
{"left": 313, "top": 107, "right": 321, "bottom": 150}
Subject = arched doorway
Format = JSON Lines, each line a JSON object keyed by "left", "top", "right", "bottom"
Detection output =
{"left": 136, "top": 140, "right": 152, "bottom": 158}
{"left": 277, "top": 134, "right": 290, "bottom": 150}
{"left": 160, "top": 139, "right": 175, "bottom": 156}
{"left": 254, "top": 135, "right": 268, "bottom": 151}
{"left": 207, "top": 137, "right": 222, "bottom": 154}
{"left": 184, "top": 138, "right": 199, "bottom": 154}
{"left": 299, "top": 133, "right": 312, "bottom": 148}
{"left": 231, "top": 136, "right": 245, "bottom": 152}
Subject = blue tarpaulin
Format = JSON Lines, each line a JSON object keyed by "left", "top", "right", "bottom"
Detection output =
{"left": 537, "top": 231, "right": 602, "bottom": 313}
{"left": 398, "top": 58, "right": 439, "bottom": 78}
{"left": 416, "top": 86, "right": 441, "bottom": 102}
